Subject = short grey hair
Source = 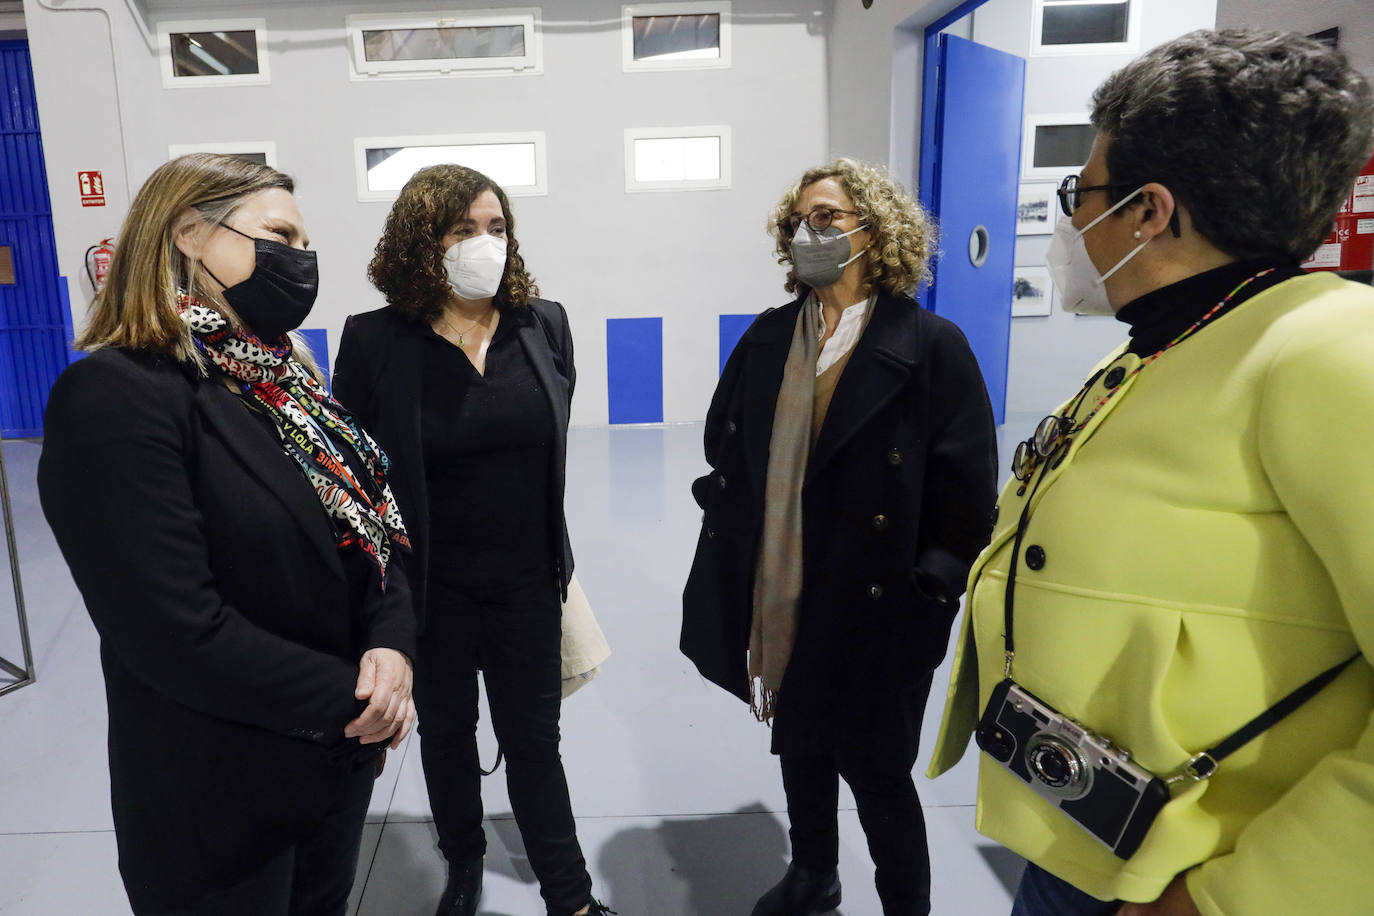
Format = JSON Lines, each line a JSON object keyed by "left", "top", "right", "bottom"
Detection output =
{"left": 1091, "top": 29, "right": 1373, "bottom": 263}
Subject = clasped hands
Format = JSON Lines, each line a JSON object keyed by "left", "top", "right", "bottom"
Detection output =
{"left": 344, "top": 647, "right": 415, "bottom": 750}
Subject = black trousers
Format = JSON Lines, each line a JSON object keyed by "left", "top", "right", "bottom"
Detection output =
{"left": 148, "top": 761, "right": 374, "bottom": 916}
{"left": 779, "top": 680, "right": 934, "bottom": 916}
{"left": 415, "top": 565, "right": 592, "bottom": 916}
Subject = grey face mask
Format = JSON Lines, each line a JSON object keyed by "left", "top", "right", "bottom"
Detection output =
{"left": 790, "top": 221, "right": 870, "bottom": 289}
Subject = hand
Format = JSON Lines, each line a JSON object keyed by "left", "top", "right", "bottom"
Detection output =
{"left": 345, "top": 648, "right": 415, "bottom": 749}
{"left": 1116, "top": 873, "right": 1201, "bottom": 916}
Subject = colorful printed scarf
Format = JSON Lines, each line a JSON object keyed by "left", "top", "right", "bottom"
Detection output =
{"left": 180, "top": 296, "right": 411, "bottom": 583}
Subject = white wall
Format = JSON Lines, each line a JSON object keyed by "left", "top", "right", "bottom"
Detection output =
{"left": 21, "top": 0, "right": 831, "bottom": 426}
{"left": 1217, "top": 0, "right": 1372, "bottom": 81}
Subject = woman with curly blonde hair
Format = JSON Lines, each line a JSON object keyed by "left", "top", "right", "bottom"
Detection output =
{"left": 334, "top": 165, "right": 611, "bottom": 916}
{"left": 682, "top": 159, "right": 998, "bottom": 916}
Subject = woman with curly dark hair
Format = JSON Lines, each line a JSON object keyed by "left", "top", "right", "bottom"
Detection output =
{"left": 334, "top": 165, "right": 611, "bottom": 916}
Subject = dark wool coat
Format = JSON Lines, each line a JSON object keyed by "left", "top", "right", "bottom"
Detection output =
{"left": 38, "top": 348, "right": 416, "bottom": 912}
{"left": 680, "top": 290, "right": 998, "bottom": 754}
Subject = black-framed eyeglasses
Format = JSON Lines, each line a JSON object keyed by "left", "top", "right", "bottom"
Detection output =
{"left": 1057, "top": 174, "right": 1184, "bottom": 238}
{"left": 778, "top": 206, "right": 861, "bottom": 238}
{"left": 1056, "top": 174, "right": 1135, "bottom": 218}
{"left": 1011, "top": 414, "right": 1077, "bottom": 482}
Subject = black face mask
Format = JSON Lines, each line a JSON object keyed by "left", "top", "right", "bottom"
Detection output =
{"left": 206, "top": 223, "right": 319, "bottom": 341}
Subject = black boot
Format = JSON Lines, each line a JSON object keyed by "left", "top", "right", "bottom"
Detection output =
{"left": 751, "top": 864, "right": 842, "bottom": 916}
{"left": 434, "top": 858, "right": 483, "bottom": 916}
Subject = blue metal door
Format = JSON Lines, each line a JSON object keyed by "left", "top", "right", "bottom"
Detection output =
{"left": 921, "top": 34, "right": 1025, "bottom": 424}
{"left": 0, "top": 40, "right": 69, "bottom": 438}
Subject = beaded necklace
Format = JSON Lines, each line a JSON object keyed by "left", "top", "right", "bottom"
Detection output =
{"left": 1070, "top": 267, "right": 1276, "bottom": 433}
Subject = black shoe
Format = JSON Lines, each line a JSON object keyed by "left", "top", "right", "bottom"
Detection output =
{"left": 434, "top": 858, "right": 483, "bottom": 916}
{"left": 582, "top": 899, "right": 617, "bottom": 916}
{"left": 750, "top": 864, "right": 842, "bottom": 916}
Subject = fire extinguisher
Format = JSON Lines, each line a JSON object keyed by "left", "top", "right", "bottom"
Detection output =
{"left": 84, "top": 238, "right": 116, "bottom": 291}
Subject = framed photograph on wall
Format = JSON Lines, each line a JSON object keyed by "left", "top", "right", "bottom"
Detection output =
{"left": 1017, "top": 182, "right": 1057, "bottom": 235}
{"left": 1012, "top": 265, "right": 1053, "bottom": 317}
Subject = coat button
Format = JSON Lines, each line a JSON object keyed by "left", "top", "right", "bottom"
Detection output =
{"left": 706, "top": 526, "right": 716, "bottom": 539}
{"left": 717, "top": 474, "right": 727, "bottom": 489}
{"left": 868, "top": 584, "right": 884, "bottom": 599}
{"left": 887, "top": 448, "right": 903, "bottom": 466}
{"left": 872, "top": 514, "right": 889, "bottom": 531}
{"left": 1104, "top": 366, "right": 1127, "bottom": 389}
{"left": 726, "top": 420, "right": 738, "bottom": 434}
{"left": 1025, "top": 545, "right": 1046, "bottom": 570}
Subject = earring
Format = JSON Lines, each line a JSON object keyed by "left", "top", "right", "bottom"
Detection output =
{"left": 1133, "top": 230, "right": 1142, "bottom": 239}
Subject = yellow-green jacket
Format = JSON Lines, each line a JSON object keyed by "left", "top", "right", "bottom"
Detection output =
{"left": 929, "top": 273, "right": 1374, "bottom": 914}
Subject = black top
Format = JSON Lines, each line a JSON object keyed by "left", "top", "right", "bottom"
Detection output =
{"left": 241, "top": 395, "right": 393, "bottom": 644}
{"left": 1116, "top": 257, "right": 1305, "bottom": 355}
{"left": 420, "top": 316, "right": 554, "bottom": 581}
{"left": 332, "top": 299, "right": 578, "bottom": 631}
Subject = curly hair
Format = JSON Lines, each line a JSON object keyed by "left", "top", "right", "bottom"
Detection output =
{"left": 1091, "top": 29, "right": 1374, "bottom": 262}
{"left": 769, "top": 159, "right": 936, "bottom": 296}
{"left": 367, "top": 164, "right": 537, "bottom": 320}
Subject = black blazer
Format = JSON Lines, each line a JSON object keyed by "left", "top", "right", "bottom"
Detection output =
{"left": 332, "top": 298, "right": 576, "bottom": 628}
{"left": 37, "top": 348, "right": 416, "bottom": 913}
{"left": 680, "top": 291, "right": 998, "bottom": 754}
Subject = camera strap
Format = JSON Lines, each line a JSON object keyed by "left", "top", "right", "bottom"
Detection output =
{"left": 1000, "top": 406, "right": 1362, "bottom": 788}
{"left": 1167, "top": 652, "right": 1361, "bottom": 784}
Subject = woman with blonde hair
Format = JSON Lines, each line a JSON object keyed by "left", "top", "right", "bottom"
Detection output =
{"left": 39, "top": 153, "right": 417, "bottom": 915}
{"left": 681, "top": 159, "right": 998, "bottom": 915}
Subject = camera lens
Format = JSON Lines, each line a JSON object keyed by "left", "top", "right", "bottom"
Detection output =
{"left": 1031, "top": 746, "right": 1073, "bottom": 787}
{"left": 1025, "top": 734, "right": 1090, "bottom": 798}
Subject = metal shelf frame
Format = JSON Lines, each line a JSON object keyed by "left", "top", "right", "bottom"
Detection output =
{"left": 0, "top": 438, "right": 33, "bottom": 697}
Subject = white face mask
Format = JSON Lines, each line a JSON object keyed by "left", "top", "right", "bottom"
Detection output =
{"left": 443, "top": 234, "right": 508, "bottom": 301}
{"left": 1046, "top": 186, "right": 1150, "bottom": 315}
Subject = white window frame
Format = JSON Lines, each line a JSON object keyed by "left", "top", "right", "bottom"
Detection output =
{"left": 354, "top": 132, "right": 548, "bottom": 202}
{"left": 624, "top": 126, "right": 731, "bottom": 192}
{"left": 168, "top": 141, "right": 279, "bottom": 168}
{"left": 157, "top": 19, "right": 271, "bottom": 89}
{"left": 1030, "top": 0, "right": 1141, "bottom": 58}
{"left": 1022, "top": 112, "right": 1095, "bottom": 181}
{"left": 622, "top": 2, "right": 731, "bottom": 72}
{"left": 345, "top": 9, "right": 543, "bottom": 81}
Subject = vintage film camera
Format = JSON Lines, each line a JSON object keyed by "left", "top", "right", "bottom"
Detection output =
{"left": 975, "top": 679, "right": 1171, "bottom": 859}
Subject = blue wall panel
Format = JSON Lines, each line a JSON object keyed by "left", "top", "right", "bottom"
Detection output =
{"left": 606, "top": 317, "right": 663, "bottom": 425}
{"left": 0, "top": 41, "right": 65, "bottom": 438}
{"left": 718, "top": 313, "right": 758, "bottom": 374}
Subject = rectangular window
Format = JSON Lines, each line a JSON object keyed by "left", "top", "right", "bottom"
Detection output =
{"left": 1023, "top": 114, "right": 1096, "bottom": 180}
{"left": 158, "top": 20, "right": 270, "bottom": 88}
{"left": 625, "top": 126, "right": 730, "bottom": 192}
{"left": 354, "top": 133, "right": 547, "bottom": 201}
{"left": 168, "top": 142, "right": 278, "bottom": 168}
{"left": 346, "top": 10, "right": 542, "bottom": 80}
{"left": 1031, "top": 0, "right": 1139, "bottom": 56}
{"left": 622, "top": 3, "right": 731, "bottom": 71}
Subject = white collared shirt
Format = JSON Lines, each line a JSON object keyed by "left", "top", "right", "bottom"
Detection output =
{"left": 816, "top": 294, "right": 874, "bottom": 376}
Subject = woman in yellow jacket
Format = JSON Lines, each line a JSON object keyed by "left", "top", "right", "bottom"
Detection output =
{"left": 929, "top": 29, "right": 1374, "bottom": 916}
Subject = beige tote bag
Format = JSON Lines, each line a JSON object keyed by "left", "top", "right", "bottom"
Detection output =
{"left": 560, "top": 575, "right": 610, "bottom": 698}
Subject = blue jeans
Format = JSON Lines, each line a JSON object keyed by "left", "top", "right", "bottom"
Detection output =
{"left": 1011, "top": 863, "right": 1119, "bottom": 916}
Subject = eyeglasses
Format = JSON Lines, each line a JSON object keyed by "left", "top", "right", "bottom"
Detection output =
{"left": 1057, "top": 174, "right": 1136, "bottom": 218}
{"left": 1011, "top": 414, "right": 1076, "bottom": 482}
{"left": 778, "top": 206, "right": 861, "bottom": 238}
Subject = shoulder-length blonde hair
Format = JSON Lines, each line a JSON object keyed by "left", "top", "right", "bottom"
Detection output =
{"left": 77, "top": 153, "right": 319, "bottom": 374}
{"left": 769, "top": 158, "right": 937, "bottom": 296}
